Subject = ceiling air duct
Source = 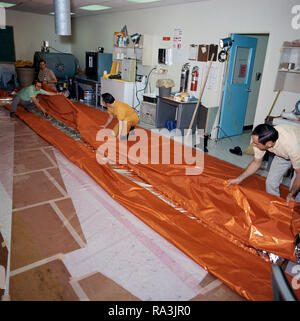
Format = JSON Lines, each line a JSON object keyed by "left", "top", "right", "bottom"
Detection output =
{"left": 54, "top": 0, "right": 71, "bottom": 36}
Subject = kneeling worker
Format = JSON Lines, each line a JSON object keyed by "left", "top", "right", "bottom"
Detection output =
{"left": 227, "top": 123, "right": 300, "bottom": 205}
{"left": 10, "top": 80, "right": 62, "bottom": 117}
{"left": 100, "top": 93, "right": 139, "bottom": 139}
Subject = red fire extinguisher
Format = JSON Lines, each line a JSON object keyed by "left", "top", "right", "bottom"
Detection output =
{"left": 190, "top": 66, "right": 199, "bottom": 91}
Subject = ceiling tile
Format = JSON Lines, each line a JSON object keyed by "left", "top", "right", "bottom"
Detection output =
{"left": 5, "top": 0, "right": 208, "bottom": 17}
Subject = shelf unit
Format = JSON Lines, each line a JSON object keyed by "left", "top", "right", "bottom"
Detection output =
{"left": 112, "top": 34, "right": 156, "bottom": 66}
{"left": 278, "top": 70, "right": 300, "bottom": 74}
{"left": 274, "top": 44, "right": 300, "bottom": 93}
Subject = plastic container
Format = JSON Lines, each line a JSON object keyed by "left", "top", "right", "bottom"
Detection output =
{"left": 84, "top": 90, "right": 94, "bottom": 101}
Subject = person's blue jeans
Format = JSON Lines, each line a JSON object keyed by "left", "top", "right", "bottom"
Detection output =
{"left": 10, "top": 96, "right": 35, "bottom": 113}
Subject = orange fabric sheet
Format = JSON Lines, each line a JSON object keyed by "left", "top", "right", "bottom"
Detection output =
{"left": 2, "top": 90, "right": 300, "bottom": 300}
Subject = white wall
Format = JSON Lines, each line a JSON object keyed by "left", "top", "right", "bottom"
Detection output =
{"left": 6, "top": 1, "right": 300, "bottom": 127}
{"left": 6, "top": 10, "right": 72, "bottom": 62}
{"left": 244, "top": 34, "right": 269, "bottom": 127}
{"left": 71, "top": 0, "right": 300, "bottom": 127}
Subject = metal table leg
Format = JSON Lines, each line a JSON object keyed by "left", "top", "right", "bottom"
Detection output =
{"left": 75, "top": 80, "right": 78, "bottom": 101}
{"left": 95, "top": 83, "right": 98, "bottom": 107}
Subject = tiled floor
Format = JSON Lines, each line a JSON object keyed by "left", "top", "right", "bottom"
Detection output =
{"left": 138, "top": 121, "right": 255, "bottom": 168}
{"left": 1, "top": 104, "right": 268, "bottom": 301}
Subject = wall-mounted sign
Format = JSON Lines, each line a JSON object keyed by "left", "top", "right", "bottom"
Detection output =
{"left": 239, "top": 64, "right": 247, "bottom": 78}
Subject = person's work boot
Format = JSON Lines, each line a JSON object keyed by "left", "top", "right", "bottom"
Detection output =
{"left": 229, "top": 146, "right": 242, "bottom": 156}
{"left": 125, "top": 126, "right": 136, "bottom": 139}
{"left": 10, "top": 112, "right": 16, "bottom": 118}
{"left": 129, "top": 126, "right": 135, "bottom": 136}
{"left": 204, "top": 134, "right": 208, "bottom": 153}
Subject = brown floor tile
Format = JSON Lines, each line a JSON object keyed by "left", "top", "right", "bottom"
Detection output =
{"left": 191, "top": 280, "right": 245, "bottom": 301}
{"left": 14, "top": 149, "right": 54, "bottom": 175}
{"left": 212, "top": 283, "right": 246, "bottom": 301}
{"left": 11, "top": 204, "right": 81, "bottom": 271}
{"left": 13, "top": 171, "right": 64, "bottom": 209}
{"left": 79, "top": 272, "right": 140, "bottom": 301}
{"left": 10, "top": 212, "right": 44, "bottom": 271}
{"left": 46, "top": 168, "right": 67, "bottom": 194}
{"left": 0, "top": 231, "right": 8, "bottom": 298}
{"left": 0, "top": 231, "right": 8, "bottom": 269}
{"left": 10, "top": 259, "right": 79, "bottom": 301}
{"left": 42, "top": 148, "right": 58, "bottom": 166}
{"left": 14, "top": 119, "right": 36, "bottom": 136}
{"left": 199, "top": 273, "right": 217, "bottom": 288}
{"left": 55, "top": 198, "right": 87, "bottom": 245}
{"left": 14, "top": 132, "right": 50, "bottom": 151}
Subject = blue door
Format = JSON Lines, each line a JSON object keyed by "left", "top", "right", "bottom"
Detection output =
{"left": 218, "top": 34, "right": 257, "bottom": 139}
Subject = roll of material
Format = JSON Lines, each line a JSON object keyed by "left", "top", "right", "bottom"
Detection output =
{"left": 54, "top": 0, "right": 71, "bottom": 36}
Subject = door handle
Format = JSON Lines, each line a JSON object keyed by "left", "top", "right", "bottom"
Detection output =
{"left": 246, "top": 88, "right": 252, "bottom": 92}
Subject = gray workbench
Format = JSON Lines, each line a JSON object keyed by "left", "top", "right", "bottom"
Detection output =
{"left": 74, "top": 74, "right": 99, "bottom": 107}
{"left": 155, "top": 96, "right": 199, "bottom": 135}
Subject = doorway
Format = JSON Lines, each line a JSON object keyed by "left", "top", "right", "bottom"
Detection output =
{"left": 242, "top": 33, "right": 269, "bottom": 129}
{"left": 214, "top": 33, "right": 269, "bottom": 140}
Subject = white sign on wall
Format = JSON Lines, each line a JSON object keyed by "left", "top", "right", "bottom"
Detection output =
{"left": 173, "top": 28, "right": 187, "bottom": 63}
{"left": 173, "top": 28, "right": 183, "bottom": 49}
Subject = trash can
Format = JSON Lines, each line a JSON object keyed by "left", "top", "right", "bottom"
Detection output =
{"left": 159, "top": 86, "right": 171, "bottom": 97}
{"left": 16, "top": 67, "right": 35, "bottom": 87}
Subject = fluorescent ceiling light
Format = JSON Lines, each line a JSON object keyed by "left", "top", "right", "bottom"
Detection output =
{"left": 0, "top": 2, "right": 16, "bottom": 8}
{"left": 79, "top": 5, "right": 111, "bottom": 11}
{"left": 127, "top": 0, "right": 161, "bottom": 3}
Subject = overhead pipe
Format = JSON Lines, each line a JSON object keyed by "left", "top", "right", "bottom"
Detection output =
{"left": 0, "top": 7, "right": 6, "bottom": 29}
{"left": 53, "top": 0, "right": 71, "bottom": 36}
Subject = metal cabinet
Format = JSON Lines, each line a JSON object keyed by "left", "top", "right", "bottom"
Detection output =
{"left": 140, "top": 101, "right": 157, "bottom": 126}
{"left": 74, "top": 74, "right": 100, "bottom": 107}
{"left": 155, "top": 97, "right": 199, "bottom": 134}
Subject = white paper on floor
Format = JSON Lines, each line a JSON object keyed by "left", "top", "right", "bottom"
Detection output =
{"left": 0, "top": 113, "right": 14, "bottom": 296}
{"left": 54, "top": 148, "right": 208, "bottom": 301}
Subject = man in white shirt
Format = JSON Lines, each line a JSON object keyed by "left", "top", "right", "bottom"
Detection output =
{"left": 38, "top": 60, "right": 57, "bottom": 90}
{"left": 227, "top": 123, "right": 300, "bottom": 205}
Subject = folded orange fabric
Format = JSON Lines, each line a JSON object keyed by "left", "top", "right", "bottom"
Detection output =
{"left": 1, "top": 89, "right": 299, "bottom": 300}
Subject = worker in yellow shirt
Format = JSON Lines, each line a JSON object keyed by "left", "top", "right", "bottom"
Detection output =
{"left": 100, "top": 93, "right": 139, "bottom": 139}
